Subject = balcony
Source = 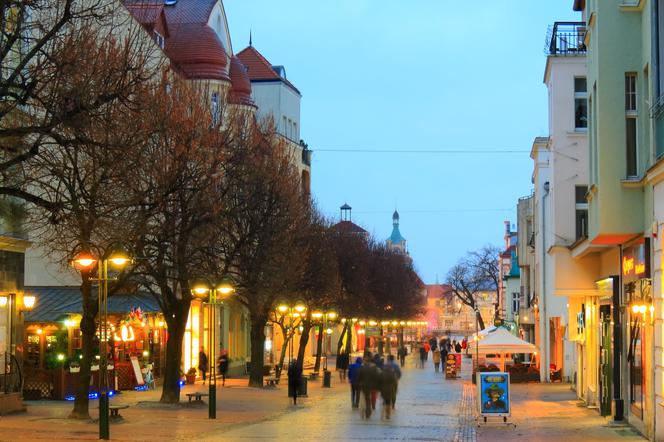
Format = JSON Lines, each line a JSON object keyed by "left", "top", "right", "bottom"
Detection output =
{"left": 546, "top": 22, "right": 586, "bottom": 55}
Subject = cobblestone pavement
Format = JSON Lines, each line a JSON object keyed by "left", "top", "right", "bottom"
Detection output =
{"left": 202, "top": 356, "right": 475, "bottom": 442}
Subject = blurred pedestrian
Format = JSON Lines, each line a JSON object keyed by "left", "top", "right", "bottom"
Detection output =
{"left": 287, "top": 361, "right": 302, "bottom": 405}
{"left": 462, "top": 338, "right": 468, "bottom": 355}
{"left": 423, "top": 341, "right": 431, "bottom": 360}
{"left": 198, "top": 347, "right": 208, "bottom": 384}
{"left": 217, "top": 348, "right": 229, "bottom": 386}
{"left": 358, "top": 352, "right": 381, "bottom": 419}
{"left": 440, "top": 344, "right": 449, "bottom": 375}
{"left": 418, "top": 344, "right": 426, "bottom": 368}
{"left": 432, "top": 348, "right": 441, "bottom": 373}
{"left": 337, "top": 352, "right": 350, "bottom": 381}
{"left": 455, "top": 341, "right": 462, "bottom": 353}
{"left": 380, "top": 355, "right": 401, "bottom": 420}
{"left": 397, "top": 345, "right": 407, "bottom": 367}
{"left": 348, "top": 356, "right": 362, "bottom": 408}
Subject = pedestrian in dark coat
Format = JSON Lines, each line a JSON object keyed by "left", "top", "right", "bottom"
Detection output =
{"left": 287, "top": 361, "right": 302, "bottom": 405}
{"left": 418, "top": 345, "right": 426, "bottom": 368}
{"left": 198, "top": 347, "right": 208, "bottom": 384}
{"left": 348, "top": 356, "right": 363, "bottom": 408}
{"left": 358, "top": 353, "right": 380, "bottom": 419}
{"left": 455, "top": 341, "right": 462, "bottom": 353}
{"left": 336, "top": 352, "right": 350, "bottom": 381}
{"left": 397, "top": 345, "right": 407, "bottom": 367}
{"left": 217, "top": 349, "right": 229, "bottom": 386}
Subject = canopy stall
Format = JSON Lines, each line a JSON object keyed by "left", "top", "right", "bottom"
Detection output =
{"left": 472, "top": 328, "right": 537, "bottom": 371}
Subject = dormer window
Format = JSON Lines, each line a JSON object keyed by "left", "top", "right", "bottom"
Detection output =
{"left": 153, "top": 31, "right": 165, "bottom": 49}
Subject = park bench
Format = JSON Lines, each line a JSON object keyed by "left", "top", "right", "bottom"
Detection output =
{"left": 185, "top": 392, "right": 209, "bottom": 403}
{"left": 108, "top": 405, "right": 129, "bottom": 419}
{"left": 264, "top": 376, "right": 279, "bottom": 387}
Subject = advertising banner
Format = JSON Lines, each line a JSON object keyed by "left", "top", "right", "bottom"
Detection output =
{"left": 478, "top": 372, "right": 510, "bottom": 417}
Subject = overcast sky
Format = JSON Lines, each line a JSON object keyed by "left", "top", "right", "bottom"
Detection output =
{"left": 225, "top": 1, "right": 581, "bottom": 284}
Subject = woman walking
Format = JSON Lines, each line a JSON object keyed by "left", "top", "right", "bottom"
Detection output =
{"left": 432, "top": 348, "right": 441, "bottom": 373}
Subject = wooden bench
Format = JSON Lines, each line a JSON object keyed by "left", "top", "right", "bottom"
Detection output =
{"left": 109, "top": 405, "right": 129, "bottom": 418}
{"left": 264, "top": 376, "right": 278, "bottom": 387}
{"left": 185, "top": 392, "right": 209, "bottom": 403}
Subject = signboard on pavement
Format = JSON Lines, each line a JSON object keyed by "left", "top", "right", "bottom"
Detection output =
{"left": 478, "top": 372, "right": 510, "bottom": 417}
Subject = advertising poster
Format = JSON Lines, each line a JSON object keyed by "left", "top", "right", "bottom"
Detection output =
{"left": 478, "top": 372, "right": 510, "bottom": 417}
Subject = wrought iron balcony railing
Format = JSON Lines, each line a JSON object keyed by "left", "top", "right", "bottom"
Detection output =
{"left": 545, "top": 22, "right": 586, "bottom": 55}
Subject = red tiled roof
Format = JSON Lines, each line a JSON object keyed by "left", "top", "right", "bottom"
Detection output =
{"left": 162, "top": 0, "right": 217, "bottom": 24}
{"left": 229, "top": 56, "right": 256, "bottom": 107}
{"left": 330, "top": 220, "right": 368, "bottom": 235}
{"left": 236, "top": 46, "right": 300, "bottom": 94}
{"left": 236, "top": 46, "right": 281, "bottom": 80}
{"left": 124, "top": 3, "right": 169, "bottom": 37}
{"left": 165, "top": 25, "right": 229, "bottom": 81}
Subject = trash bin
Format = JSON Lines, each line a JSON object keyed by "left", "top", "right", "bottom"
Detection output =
{"left": 298, "top": 376, "right": 308, "bottom": 397}
{"left": 323, "top": 370, "right": 332, "bottom": 388}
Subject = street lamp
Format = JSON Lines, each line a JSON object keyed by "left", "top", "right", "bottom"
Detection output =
{"left": 72, "top": 248, "right": 131, "bottom": 441}
{"left": 190, "top": 278, "right": 235, "bottom": 420}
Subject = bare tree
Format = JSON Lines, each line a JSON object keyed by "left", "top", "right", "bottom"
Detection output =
{"left": 445, "top": 245, "right": 500, "bottom": 331}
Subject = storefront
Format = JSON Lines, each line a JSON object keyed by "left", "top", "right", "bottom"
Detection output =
{"left": 621, "top": 238, "right": 653, "bottom": 433}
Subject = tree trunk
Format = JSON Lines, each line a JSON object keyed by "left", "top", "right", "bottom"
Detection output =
{"left": 159, "top": 302, "right": 189, "bottom": 404}
{"left": 345, "top": 323, "right": 352, "bottom": 354}
{"left": 248, "top": 314, "right": 267, "bottom": 388}
{"left": 296, "top": 320, "right": 312, "bottom": 370}
{"left": 276, "top": 330, "right": 290, "bottom": 381}
{"left": 476, "top": 309, "right": 486, "bottom": 331}
{"left": 69, "top": 276, "right": 96, "bottom": 419}
{"left": 313, "top": 324, "right": 323, "bottom": 372}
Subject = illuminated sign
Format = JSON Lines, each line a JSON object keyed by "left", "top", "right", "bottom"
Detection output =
{"left": 114, "top": 324, "right": 136, "bottom": 342}
{"left": 622, "top": 239, "right": 650, "bottom": 283}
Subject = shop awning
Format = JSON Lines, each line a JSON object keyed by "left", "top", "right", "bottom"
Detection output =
{"left": 24, "top": 286, "right": 161, "bottom": 322}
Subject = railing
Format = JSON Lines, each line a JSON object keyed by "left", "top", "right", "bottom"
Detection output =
{"left": 545, "top": 22, "right": 586, "bottom": 55}
{"left": 1, "top": 353, "right": 23, "bottom": 395}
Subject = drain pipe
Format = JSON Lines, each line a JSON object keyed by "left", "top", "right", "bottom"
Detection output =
{"left": 541, "top": 181, "right": 550, "bottom": 382}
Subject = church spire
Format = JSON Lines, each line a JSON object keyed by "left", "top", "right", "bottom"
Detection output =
{"left": 249, "top": 30, "right": 253, "bottom": 47}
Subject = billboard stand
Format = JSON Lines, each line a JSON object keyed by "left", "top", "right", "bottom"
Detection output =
{"left": 476, "top": 372, "right": 517, "bottom": 428}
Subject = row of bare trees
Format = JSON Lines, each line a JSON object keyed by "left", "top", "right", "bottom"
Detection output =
{"left": 0, "top": 0, "right": 426, "bottom": 419}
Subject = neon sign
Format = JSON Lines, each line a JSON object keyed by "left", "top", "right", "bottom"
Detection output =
{"left": 113, "top": 324, "right": 135, "bottom": 342}
{"left": 622, "top": 239, "right": 650, "bottom": 283}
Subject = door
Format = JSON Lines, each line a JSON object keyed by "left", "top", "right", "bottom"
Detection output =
{"left": 599, "top": 305, "right": 612, "bottom": 416}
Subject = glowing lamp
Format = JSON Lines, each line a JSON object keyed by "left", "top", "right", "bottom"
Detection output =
{"left": 326, "top": 328, "right": 333, "bottom": 335}
{"left": 327, "top": 312, "right": 337, "bottom": 320}
{"left": 158, "top": 321, "right": 165, "bottom": 328}
{"left": 369, "top": 321, "right": 377, "bottom": 326}
{"left": 391, "top": 321, "right": 398, "bottom": 326}
{"left": 192, "top": 285, "right": 210, "bottom": 298}
{"left": 359, "top": 320, "right": 366, "bottom": 326}
{"left": 57, "top": 353, "right": 65, "bottom": 361}
{"left": 294, "top": 304, "right": 306, "bottom": 313}
{"left": 341, "top": 318, "right": 347, "bottom": 323}
{"left": 639, "top": 305, "right": 647, "bottom": 314}
{"left": 142, "top": 350, "right": 149, "bottom": 357}
{"left": 22, "top": 295, "right": 36, "bottom": 310}
{"left": 72, "top": 252, "right": 97, "bottom": 270}
{"left": 632, "top": 305, "right": 640, "bottom": 314}
{"left": 277, "top": 305, "right": 289, "bottom": 313}
{"left": 400, "top": 321, "right": 405, "bottom": 325}
{"left": 312, "top": 312, "right": 323, "bottom": 319}
{"left": 0, "top": 295, "right": 7, "bottom": 307}
{"left": 351, "top": 318, "right": 358, "bottom": 323}
{"left": 37, "top": 329, "right": 43, "bottom": 335}
{"left": 216, "top": 281, "right": 235, "bottom": 296}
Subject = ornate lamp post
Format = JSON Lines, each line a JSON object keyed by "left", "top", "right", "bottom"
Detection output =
{"left": 191, "top": 279, "right": 235, "bottom": 420}
{"left": 72, "top": 248, "right": 131, "bottom": 441}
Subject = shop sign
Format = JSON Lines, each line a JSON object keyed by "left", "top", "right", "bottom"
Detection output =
{"left": 478, "top": 372, "right": 511, "bottom": 417}
{"left": 622, "top": 239, "right": 650, "bottom": 284}
{"left": 577, "top": 305, "right": 585, "bottom": 335}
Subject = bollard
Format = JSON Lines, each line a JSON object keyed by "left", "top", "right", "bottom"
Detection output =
{"left": 323, "top": 370, "right": 332, "bottom": 388}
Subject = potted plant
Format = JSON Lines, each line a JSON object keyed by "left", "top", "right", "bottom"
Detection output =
{"left": 185, "top": 367, "right": 197, "bottom": 385}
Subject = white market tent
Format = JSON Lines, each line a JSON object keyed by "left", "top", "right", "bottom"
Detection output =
{"left": 472, "top": 325, "right": 497, "bottom": 339}
{"left": 472, "top": 327, "right": 538, "bottom": 371}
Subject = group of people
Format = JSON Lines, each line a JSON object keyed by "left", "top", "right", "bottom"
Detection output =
{"left": 348, "top": 352, "right": 402, "bottom": 420}
{"left": 197, "top": 347, "right": 230, "bottom": 386}
{"left": 418, "top": 337, "right": 467, "bottom": 373}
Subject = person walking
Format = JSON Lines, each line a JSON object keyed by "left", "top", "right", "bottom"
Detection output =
{"left": 440, "top": 344, "right": 449, "bottom": 376}
{"left": 380, "top": 357, "right": 400, "bottom": 420}
{"left": 337, "top": 352, "right": 350, "bottom": 381}
{"left": 432, "top": 348, "right": 441, "bottom": 373}
{"left": 418, "top": 344, "right": 426, "bottom": 368}
{"left": 462, "top": 338, "right": 468, "bottom": 355}
{"left": 217, "top": 349, "right": 229, "bottom": 386}
{"left": 287, "top": 361, "right": 303, "bottom": 405}
{"left": 423, "top": 341, "right": 430, "bottom": 361}
{"left": 397, "top": 345, "right": 407, "bottom": 367}
{"left": 198, "top": 347, "right": 208, "bottom": 384}
{"left": 348, "top": 356, "right": 362, "bottom": 408}
{"left": 358, "top": 352, "right": 380, "bottom": 419}
{"left": 455, "top": 340, "right": 462, "bottom": 353}
{"left": 384, "top": 354, "right": 401, "bottom": 410}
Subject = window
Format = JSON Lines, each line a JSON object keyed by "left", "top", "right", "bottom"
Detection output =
{"left": 153, "top": 31, "right": 165, "bottom": 49}
{"left": 512, "top": 292, "right": 520, "bottom": 314}
{"left": 282, "top": 116, "right": 287, "bottom": 137}
{"left": 211, "top": 93, "right": 219, "bottom": 125}
{"left": 444, "top": 320, "right": 454, "bottom": 327}
{"left": 575, "top": 185, "right": 588, "bottom": 240}
{"left": 574, "top": 77, "right": 588, "bottom": 130}
{"left": 625, "top": 73, "right": 638, "bottom": 177}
